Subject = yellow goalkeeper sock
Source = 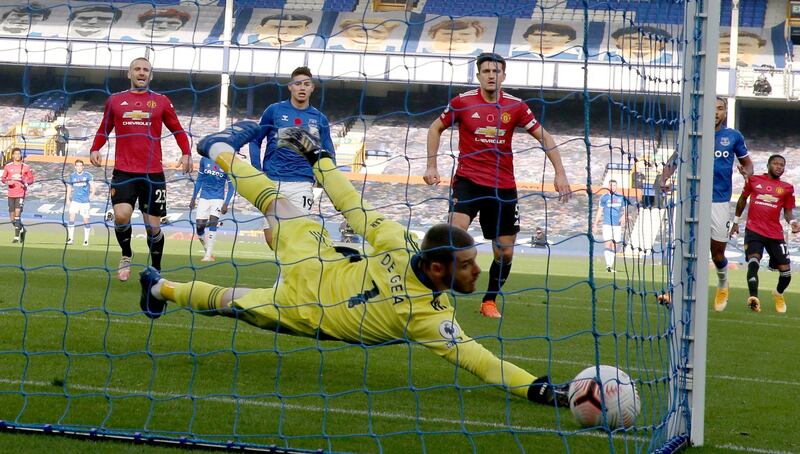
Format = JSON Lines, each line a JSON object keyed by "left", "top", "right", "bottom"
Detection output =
{"left": 161, "top": 281, "right": 228, "bottom": 315}
{"left": 213, "top": 150, "right": 281, "bottom": 215}
{"left": 312, "top": 157, "right": 379, "bottom": 233}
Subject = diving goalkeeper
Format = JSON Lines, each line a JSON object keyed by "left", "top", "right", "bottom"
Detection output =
{"left": 138, "top": 121, "right": 566, "bottom": 407}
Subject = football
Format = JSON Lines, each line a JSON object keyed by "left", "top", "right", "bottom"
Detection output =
{"left": 568, "top": 365, "right": 640, "bottom": 428}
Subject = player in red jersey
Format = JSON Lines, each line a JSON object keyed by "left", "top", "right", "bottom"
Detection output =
{"left": 424, "top": 52, "right": 570, "bottom": 318}
{"left": 1, "top": 147, "right": 34, "bottom": 243}
{"left": 730, "top": 155, "right": 800, "bottom": 313}
{"left": 89, "top": 57, "right": 192, "bottom": 280}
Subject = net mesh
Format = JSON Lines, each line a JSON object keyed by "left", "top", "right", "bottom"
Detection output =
{"left": 0, "top": 0, "right": 707, "bottom": 452}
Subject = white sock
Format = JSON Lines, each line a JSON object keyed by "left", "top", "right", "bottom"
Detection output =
{"left": 205, "top": 232, "right": 216, "bottom": 257}
{"left": 717, "top": 265, "right": 728, "bottom": 288}
{"left": 151, "top": 279, "right": 164, "bottom": 299}
{"left": 68, "top": 224, "right": 75, "bottom": 241}
{"left": 208, "top": 142, "right": 234, "bottom": 161}
{"left": 83, "top": 226, "right": 91, "bottom": 242}
{"left": 604, "top": 250, "right": 615, "bottom": 268}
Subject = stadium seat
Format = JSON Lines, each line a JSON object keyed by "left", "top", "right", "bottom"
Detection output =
{"left": 423, "top": 0, "right": 536, "bottom": 18}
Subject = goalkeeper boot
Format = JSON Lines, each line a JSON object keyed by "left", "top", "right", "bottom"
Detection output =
{"left": 276, "top": 126, "right": 333, "bottom": 165}
{"left": 480, "top": 300, "right": 502, "bottom": 318}
{"left": 747, "top": 296, "right": 761, "bottom": 313}
{"left": 772, "top": 290, "right": 787, "bottom": 313}
{"left": 714, "top": 286, "right": 729, "bottom": 312}
{"left": 139, "top": 266, "right": 167, "bottom": 319}
{"left": 196, "top": 120, "right": 262, "bottom": 158}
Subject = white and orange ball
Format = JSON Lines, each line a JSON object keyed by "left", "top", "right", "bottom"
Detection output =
{"left": 568, "top": 365, "right": 640, "bottom": 428}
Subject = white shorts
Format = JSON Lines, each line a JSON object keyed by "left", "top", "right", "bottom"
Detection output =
{"left": 710, "top": 202, "right": 732, "bottom": 242}
{"left": 68, "top": 202, "right": 91, "bottom": 218}
{"left": 602, "top": 225, "right": 623, "bottom": 243}
{"left": 196, "top": 198, "right": 224, "bottom": 220}
{"left": 262, "top": 181, "right": 315, "bottom": 230}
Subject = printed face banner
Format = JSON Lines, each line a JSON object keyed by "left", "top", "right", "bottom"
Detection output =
{"left": 0, "top": 2, "right": 221, "bottom": 43}
{"left": 239, "top": 9, "right": 322, "bottom": 48}
{"left": 418, "top": 16, "right": 498, "bottom": 56}
{"left": 718, "top": 27, "right": 776, "bottom": 68}
{"left": 599, "top": 23, "right": 679, "bottom": 65}
{"left": 328, "top": 13, "right": 409, "bottom": 53}
{"left": 509, "top": 21, "right": 583, "bottom": 60}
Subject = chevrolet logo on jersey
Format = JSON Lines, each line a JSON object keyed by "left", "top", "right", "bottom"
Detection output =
{"left": 475, "top": 126, "right": 506, "bottom": 137}
{"left": 123, "top": 110, "right": 151, "bottom": 120}
{"left": 756, "top": 194, "right": 779, "bottom": 203}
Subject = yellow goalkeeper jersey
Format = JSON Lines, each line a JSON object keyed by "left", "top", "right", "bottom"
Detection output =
{"left": 235, "top": 214, "right": 536, "bottom": 399}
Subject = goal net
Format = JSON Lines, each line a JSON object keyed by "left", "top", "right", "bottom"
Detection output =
{"left": 0, "top": 0, "right": 715, "bottom": 452}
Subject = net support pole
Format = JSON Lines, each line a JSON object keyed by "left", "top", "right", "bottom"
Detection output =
{"left": 728, "top": 0, "right": 740, "bottom": 127}
{"left": 670, "top": 0, "right": 720, "bottom": 447}
{"left": 218, "top": 0, "right": 233, "bottom": 130}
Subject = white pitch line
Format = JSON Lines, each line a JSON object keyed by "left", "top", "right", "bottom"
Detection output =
{"left": 0, "top": 378, "right": 792, "bottom": 453}
{"left": 0, "top": 377, "right": 636, "bottom": 442}
{"left": 714, "top": 444, "right": 797, "bottom": 454}
{"left": 3, "top": 313, "right": 799, "bottom": 387}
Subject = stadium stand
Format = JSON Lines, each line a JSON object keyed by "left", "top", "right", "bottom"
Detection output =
{"left": 323, "top": 0, "right": 359, "bottom": 12}
{"left": 423, "top": 0, "right": 536, "bottom": 18}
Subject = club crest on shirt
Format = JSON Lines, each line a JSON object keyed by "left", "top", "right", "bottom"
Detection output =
{"left": 146, "top": 100, "right": 157, "bottom": 108}
{"left": 501, "top": 112, "right": 511, "bottom": 123}
{"left": 439, "top": 320, "right": 462, "bottom": 347}
{"left": 776, "top": 187, "right": 784, "bottom": 195}
{"left": 720, "top": 137, "right": 730, "bottom": 146}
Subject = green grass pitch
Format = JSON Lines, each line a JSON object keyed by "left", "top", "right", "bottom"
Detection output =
{"left": 0, "top": 227, "right": 798, "bottom": 453}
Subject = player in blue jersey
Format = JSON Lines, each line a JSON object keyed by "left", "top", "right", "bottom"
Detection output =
{"left": 65, "top": 160, "right": 96, "bottom": 246}
{"left": 190, "top": 156, "right": 234, "bottom": 261}
{"left": 594, "top": 179, "right": 629, "bottom": 273}
{"left": 660, "top": 97, "right": 753, "bottom": 311}
{"left": 248, "top": 66, "right": 336, "bottom": 247}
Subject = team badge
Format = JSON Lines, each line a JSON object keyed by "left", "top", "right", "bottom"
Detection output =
{"left": 720, "top": 137, "right": 730, "bottom": 146}
{"left": 438, "top": 320, "right": 461, "bottom": 343}
{"left": 146, "top": 100, "right": 157, "bottom": 108}
{"left": 776, "top": 187, "right": 784, "bottom": 195}
{"left": 501, "top": 112, "right": 511, "bottom": 123}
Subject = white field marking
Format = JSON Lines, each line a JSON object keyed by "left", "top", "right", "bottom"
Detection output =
{"left": 500, "top": 355, "right": 800, "bottom": 387}
{"left": 507, "top": 295, "right": 800, "bottom": 325}
{"left": 1, "top": 378, "right": 791, "bottom": 453}
{"left": 714, "top": 444, "right": 797, "bottom": 454}
{"left": 2, "top": 313, "right": 799, "bottom": 387}
{"left": 0, "top": 378, "right": 643, "bottom": 442}
{"left": 9, "top": 294, "right": 796, "bottom": 331}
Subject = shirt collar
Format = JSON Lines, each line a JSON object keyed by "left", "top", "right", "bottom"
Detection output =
{"left": 410, "top": 254, "right": 441, "bottom": 296}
